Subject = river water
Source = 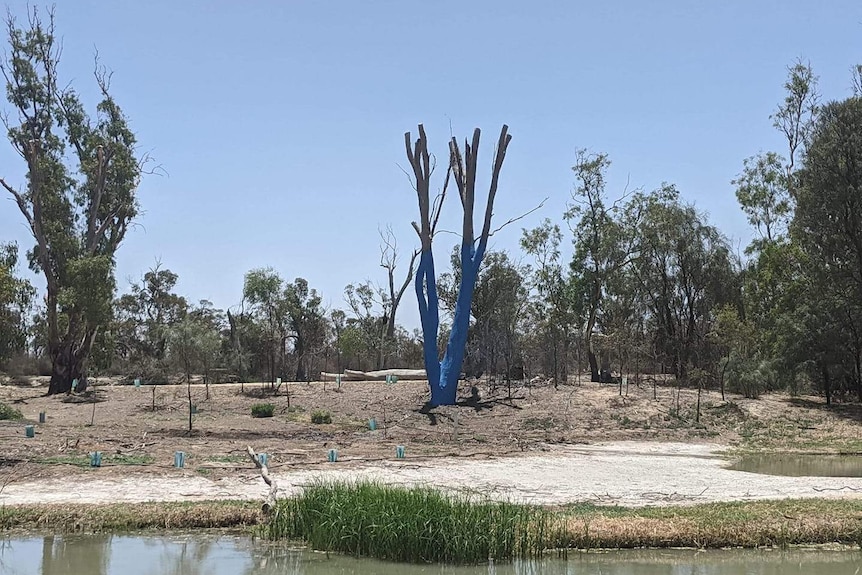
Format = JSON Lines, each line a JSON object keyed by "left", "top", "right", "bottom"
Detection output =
{"left": 1, "top": 534, "right": 860, "bottom": 574}
{"left": 729, "top": 453, "right": 862, "bottom": 477}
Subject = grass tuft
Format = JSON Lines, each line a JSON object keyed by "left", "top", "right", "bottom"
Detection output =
{"left": 310, "top": 410, "right": 331, "bottom": 424}
{"left": 0, "top": 403, "right": 23, "bottom": 420}
{"left": 32, "top": 453, "right": 155, "bottom": 467}
{"left": 251, "top": 403, "right": 275, "bottom": 418}
{"left": 263, "top": 481, "right": 555, "bottom": 564}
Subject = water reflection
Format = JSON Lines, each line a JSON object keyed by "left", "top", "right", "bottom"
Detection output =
{"left": 729, "top": 453, "right": 862, "bottom": 477}
{"left": 0, "top": 535, "right": 859, "bottom": 574}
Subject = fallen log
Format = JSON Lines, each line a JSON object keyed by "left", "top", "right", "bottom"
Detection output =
{"left": 319, "top": 371, "right": 365, "bottom": 381}
{"left": 319, "top": 368, "right": 427, "bottom": 381}
{"left": 247, "top": 446, "right": 278, "bottom": 513}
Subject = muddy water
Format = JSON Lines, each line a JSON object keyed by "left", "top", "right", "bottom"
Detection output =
{"left": 730, "top": 453, "right": 862, "bottom": 477}
{"left": 1, "top": 534, "right": 860, "bottom": 574}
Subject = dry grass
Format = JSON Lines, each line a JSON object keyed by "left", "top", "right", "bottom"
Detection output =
{"left": 557, "top": 499, "right": 862, "bottom": 549}
{"left": 0, "top": 500, "right": 262, "bottom": 531}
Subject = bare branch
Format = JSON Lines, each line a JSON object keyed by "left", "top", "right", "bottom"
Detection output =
{"left": 477, "top": 125, "right": 513, "bottom": 255}
{"left": 396, "top": 162, "right": 417, "bottom": 190}
{"left": 405, "top": 125, "right": 433, "bottom": 252}
{"left": 246, "top": 446, "right": 278, "bottom": 513}
{"left": 378, "top": 224, "right": 398, "bottom": 270}
{"left": 430, "top": 162, "right": 451, "bottom": 238}
{"left": 486, "top": 197, "right": 547, "bottom": 239}
{"left": 853, "top": 64, "right": 862, "bottom": 98}
{"left": 609, "top": 174, "right": 635, "bottom": 212}
{"left": 391, "top": 246, "right": 419, "bottom": 328}
{"left": 138, "top": 150, "right": 167, "bottom": 177}
{"left": 0, "top": 178, "right": 34, "bottom": 228}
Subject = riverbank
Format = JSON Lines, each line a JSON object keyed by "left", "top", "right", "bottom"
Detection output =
{"left": 1, "top": 496, "right": 860, "bottom": 554}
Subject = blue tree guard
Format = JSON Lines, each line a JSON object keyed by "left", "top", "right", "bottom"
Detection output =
{"left": 368, "top": 418, "right": 377, "bottom": 431}
{"left": 327, "top": 449, "right": 338, "bottom": 462}
{"left": 395, "top": 445, "right": 406, "bottom": 459}
{"left": 258, "top": 453, "right": 268, "bottom": 466}
{"left": 174, "top": 451, "right": 186, "bottom": 468}
{"left": 90, "top": 452, "right": 102, "bottom": 467}
{"left": 25, "top": 425, "right": 34, "bottom": 438}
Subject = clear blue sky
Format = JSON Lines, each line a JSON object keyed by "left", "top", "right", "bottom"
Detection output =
{"left": 0, "top": 1, "right": 860, "bottom": 330}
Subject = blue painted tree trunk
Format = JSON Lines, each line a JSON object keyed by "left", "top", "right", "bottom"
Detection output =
{"left": 416, "top": 241, "right": 486, "bottom": 406}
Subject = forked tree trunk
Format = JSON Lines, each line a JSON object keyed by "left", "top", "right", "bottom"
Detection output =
{"left": 406, "top": 124, "right": 511, "bottom": 407}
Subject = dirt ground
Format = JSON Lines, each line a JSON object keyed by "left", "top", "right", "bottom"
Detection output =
{"left": 0, "top": 375, "right": 861, "bottom": 507}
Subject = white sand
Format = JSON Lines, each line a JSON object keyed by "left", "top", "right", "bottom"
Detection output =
{"left": 2, "top": 442, "right": 861, "bottom": 507}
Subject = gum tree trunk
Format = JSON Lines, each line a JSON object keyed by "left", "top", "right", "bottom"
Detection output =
{"left": 406, "top": 124, "right": 511, "bottom": 406}
{"left": 48, "top": 340, "right": 89, "bottom": 395}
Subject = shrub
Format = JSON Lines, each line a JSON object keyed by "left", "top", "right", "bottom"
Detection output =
{"left": 310, "top": 410, "right": 331, "bottom": 424}
{"left": 0, "top": 403, "right": 23, "bottom": 420}
{"left": 251, "top": 403, "right": 275, "bottom": 418}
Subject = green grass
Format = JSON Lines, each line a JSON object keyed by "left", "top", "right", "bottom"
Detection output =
{"left": 205, "top": 454, "right": 248, "bottom": 464}
{"left": 108, "top": 454, "right": 154, "bottom": 465}
{"left": 263, "top": 481, "right": 554, "bottom": 564}
{"left": 310, "top": 410, "right": 331, "bottom": 424}
{"left": 0, "top": 403, "right": 22, "bottom": 420}
{"left": 33, "top": 453, "right": 154, "bottom": 467}
{"left": 251, "top": 403, "right": 275, "bottom": 418}
{"left": 32, "top": 455, "right": 90, "bottom": 467}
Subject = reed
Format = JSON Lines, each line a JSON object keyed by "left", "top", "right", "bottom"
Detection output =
{"left": 264, "top": 481, "right": 555, "bottom": 564}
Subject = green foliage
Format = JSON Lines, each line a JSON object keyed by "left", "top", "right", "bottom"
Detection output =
{"left": 263, "top": 481, "right": 553, "bottom": 564}
{"left": 0, "top": 9, "right": 144, "bottom": 393}
{"left": 787, "top": 96, "right": 862, "bottom": 401}
{"left": 0, "top": 402, "right": 23, "bottom": 420}
{"left": 310, "top": 409, "right": 331, "bottom": 424}
{"left": 733, "top": 151, "right": 791, "bottom": 251}
{"left": 632, "top": 186, "right": 737, "bottom": 377}
{"left": 438, "top": 249, "right": 529, "bottom": 378}
{"left": 343, "top": 281, "right": 389, "bottom": 370}
{"left": 0, "top": 242, "right": 34, "bottom": 366}
{"left": 250, "top": 403, "right": 274, "bottom": 418}
{"left": 283, "top": 277, "right": 327, "bottom": 381}
{"left": 167, "top": 311, "right": 221, "bottom": 382}
{"left": 241, "top": 269, "right": 327, "bottom": 383}
{"left": 521, "top": 219, "right": 579, "bottom": 383}
{"left": 724, "top": 354, "right": 777, "bottom": 399}
{"left": 114, "top": 265, "right": 189, "bottom": 375}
